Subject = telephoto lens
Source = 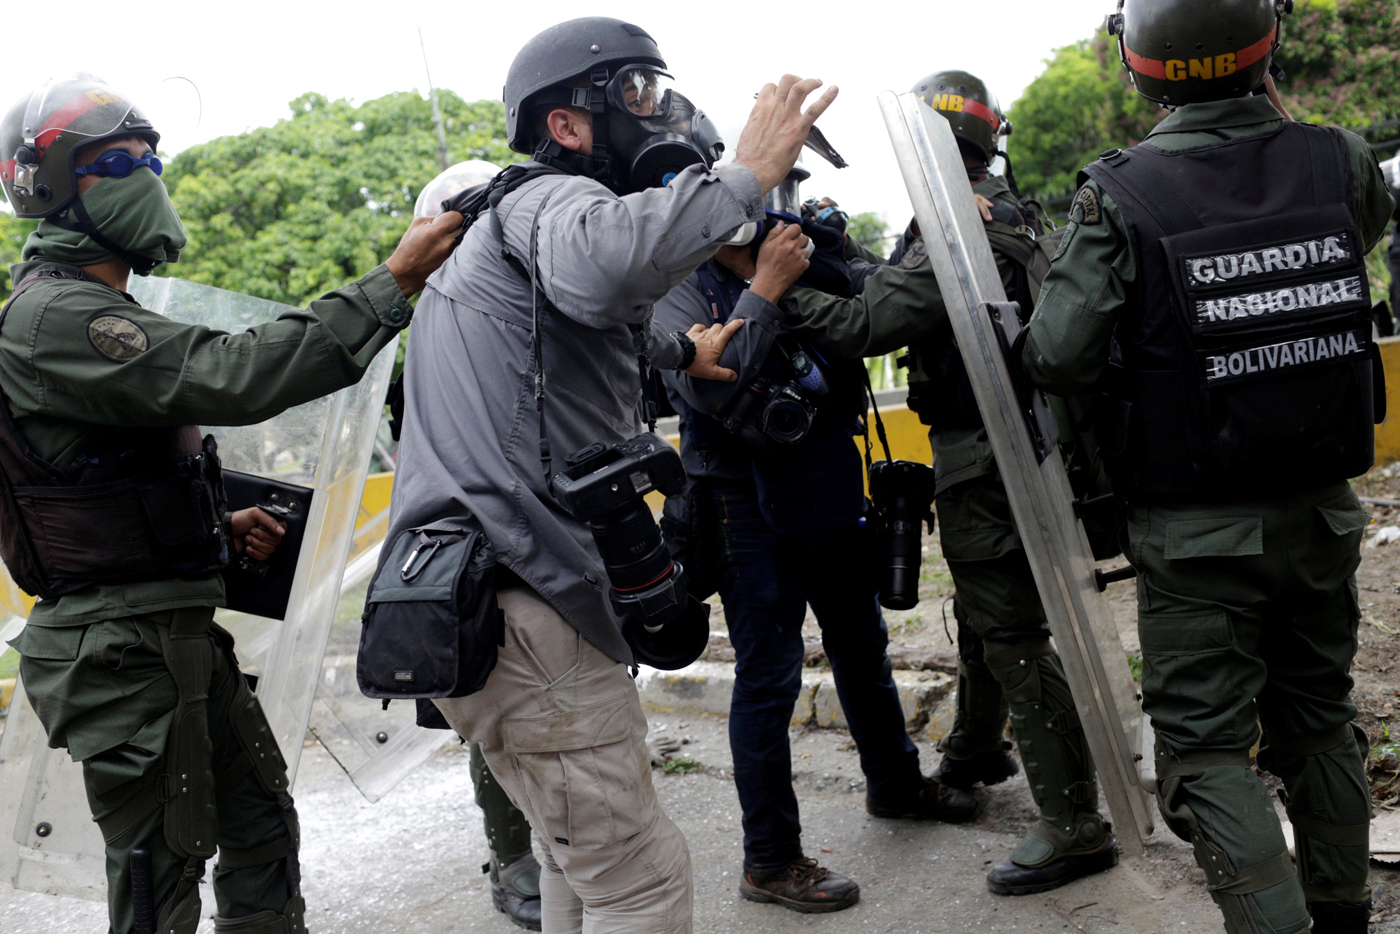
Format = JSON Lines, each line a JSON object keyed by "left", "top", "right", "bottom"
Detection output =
{"left": 551, "top": 433, "right": 711, "bottom": 669}
{"left": 868, "top": 459, "right": 938, "bottom": 610}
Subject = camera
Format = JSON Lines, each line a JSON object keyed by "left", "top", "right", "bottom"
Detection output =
{"left": 803, "top": 197, "right": 849, "bottom": 234}
{"left": 721, "top": 346, "right": 828, "bottom": 451}
{"left": 868, "top": 459, "right": 938, "bottom": 610}
{"left": 550, "top": 433, "right": 708, "bottom": 669}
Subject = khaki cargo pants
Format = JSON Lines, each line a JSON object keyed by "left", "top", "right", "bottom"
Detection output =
{"left": 434, "top": 587, "right": 692, "bottom": 934}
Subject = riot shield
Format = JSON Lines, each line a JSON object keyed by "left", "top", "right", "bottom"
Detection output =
{"left": 879, "top": 91, "right": 1155, "bottom": 854}
{"left": 0, "top": 276, "right": 397, "bottom": 900}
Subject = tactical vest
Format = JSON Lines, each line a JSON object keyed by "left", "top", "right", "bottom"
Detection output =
{"left": 0, "top": 267, "right": 229, "bottom": 599}
{"left": 1082, "top": 121, "right": 1379, "bottom": 499}
{"left": 904, "top": 193, "right": 1050, "bottom": 430}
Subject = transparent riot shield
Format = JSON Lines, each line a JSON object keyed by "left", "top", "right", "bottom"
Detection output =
{"left": 880, "top": 91, "right": 1155, "bottom": 854}
{"left": 307, "top": 538, "right": 452, "bottom": 803}
{"left": 0, "top": 276, "right": 397, "bottom": 900}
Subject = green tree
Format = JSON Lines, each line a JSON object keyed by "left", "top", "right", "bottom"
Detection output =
{"left": 1006, "top": 33, "right": 1164, "bottom": 200}
{"left": 1008, "top": 0, "right": 1400, "bottom": 200}
{"left": 847, "top": 211, "right": 892, "bottom": 254}
{"left": 161, "top": 90, "right": 523, "bottom": 306}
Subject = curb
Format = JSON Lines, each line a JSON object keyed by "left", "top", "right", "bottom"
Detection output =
{"left": 637, "top": 661, "right": 959, "bottom": 744}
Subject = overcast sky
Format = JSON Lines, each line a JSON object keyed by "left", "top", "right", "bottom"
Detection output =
{"left": 2, "top": 1, "right": 1116, "bottom": 234}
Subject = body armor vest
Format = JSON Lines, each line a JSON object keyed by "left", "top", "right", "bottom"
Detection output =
{"left": 1082, "top": 121, "right": 1379, "bottom": 500}
{"left": 0, "top": 267, "right": 229, "bottom": 599}
{"left": 905, "top": 193, "right": 1047, "bottom": 430}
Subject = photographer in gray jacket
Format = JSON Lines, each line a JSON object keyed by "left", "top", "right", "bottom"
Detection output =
{"left": 387, "top": 17, "right": 836, "bottom": 934}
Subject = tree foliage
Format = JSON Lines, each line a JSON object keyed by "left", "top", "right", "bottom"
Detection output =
{"left": 1007, "top": 0, "right": 1400, "bottom": 200}
{"left": 847, "top": 211, "right": 891, "bottom": 254}
{"left": 161, "top": 90, "right": 523, "bottom": 306}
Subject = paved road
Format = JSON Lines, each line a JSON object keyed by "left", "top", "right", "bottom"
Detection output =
{"left": 1, "top": 713, "right": 1233, "bottom": 933}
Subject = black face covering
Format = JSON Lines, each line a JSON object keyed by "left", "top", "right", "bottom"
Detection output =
{"left": 605, "top": 89, "right": 724, "bottom": 193}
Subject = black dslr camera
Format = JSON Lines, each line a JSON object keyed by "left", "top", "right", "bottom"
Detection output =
{"left": 551, "top": 433, "right": 708, "bottom": 669}
{"left": 721, "top": 346, "right": 829, "bottom": 451}
{"left": 868, "top": 459, "right": 938, "bottom": 610}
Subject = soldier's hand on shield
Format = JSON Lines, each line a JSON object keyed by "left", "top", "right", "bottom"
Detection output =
{"left": 750, "top": 222, "right": 810, "bottom": 304}
{"left": 683, "top": 319, "right": 746, "bottom": 383}
{"left": 734, "top": 76, "right": 840, "bottom": 194}
{"left": 231, "top": 507, "right": 286, "bottom": 562}
{"left": 386, "top": 210, "right": 467, "bottom": 297}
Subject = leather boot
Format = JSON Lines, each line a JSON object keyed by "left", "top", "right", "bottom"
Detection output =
{"left": 984, "top": 640, "right": 1118, "bottom": 895}
{"left": 1309, "top": 899, "right": 1372, "bottom": 933}
{"left": 472, "top": 743, "right": 541, "bottom": 930}
{"left": 491, "top": 853, "right": 543, "bottom": 931}
{"left": 932, "top": 745, "right": 1020, "bottom": 790}
{"left": 867, "top": 775, "right": 979, "bottom": 823}
{"left": 740, "top": 857, "right": 860, "bottom": 913}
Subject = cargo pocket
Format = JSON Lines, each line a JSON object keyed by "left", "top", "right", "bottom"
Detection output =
{"left": 502, "top": 692, "right": 655, "bottom": 851}
{"left": 1138, "top": 611, "right": 1245, "bottom": 743}
{"left": 1163, "top": 516, "right": 1263, "bottom": 560}
{"left": 10, "top": 624, "right": 83, "bottom": 660}
{"left": 1315, "top": 491, "right": 1369, "bottom": 537}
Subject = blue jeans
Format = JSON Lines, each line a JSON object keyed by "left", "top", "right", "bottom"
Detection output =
{"left": 711, "top": 481, "right": 922, "bottom": 872}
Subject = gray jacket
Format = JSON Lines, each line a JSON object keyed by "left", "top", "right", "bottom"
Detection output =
{"left": 389, "top": 161, "right": 763, "bottom": 663}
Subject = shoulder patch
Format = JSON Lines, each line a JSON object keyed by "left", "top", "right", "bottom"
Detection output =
{"left": 87, "top": 315, "right": 149, "bottom": 362}
{"left": 899, "top": 237, "right": 929, "bottom": 270}
{"left": 1072, "top": 186, "right": 1102, "bottom": 225}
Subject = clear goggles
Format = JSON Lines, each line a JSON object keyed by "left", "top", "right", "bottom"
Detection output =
{"left": 605, "top": 66, "right": 677, "bottom": 119}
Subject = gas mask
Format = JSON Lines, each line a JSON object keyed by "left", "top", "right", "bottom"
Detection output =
{"left": 601, "top": 66, "right": 724, "bottom": 193}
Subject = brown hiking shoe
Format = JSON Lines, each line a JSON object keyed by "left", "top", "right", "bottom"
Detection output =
{"left": 739, "top": 858, "right": 860, "bottom": 914}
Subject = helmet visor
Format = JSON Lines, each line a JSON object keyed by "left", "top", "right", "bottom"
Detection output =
{"left": 21, "top": 77, "right": 143, "bottom": 150}
{"left": 607, "top": 66, "right": 675, "bottom": 119}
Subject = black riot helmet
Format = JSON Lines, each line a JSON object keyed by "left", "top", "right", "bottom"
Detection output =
{"left": 503, "top": 18, "right": 723, "bottom": 193}
{"left": 911, "top": 70, "right": 1010, "bottom": 168}
{"left": 1, "top": 75, "right": 159, "bottom": 219}
{"left": 1106, "top": 0, "right": 1293, "bottom": 106}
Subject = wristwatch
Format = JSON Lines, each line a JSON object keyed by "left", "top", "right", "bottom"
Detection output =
{"left": 673, "top": 331, "right": 697, "bottom": 370}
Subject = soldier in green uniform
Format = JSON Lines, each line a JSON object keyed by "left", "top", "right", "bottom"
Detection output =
{"left": 1022, "top": 3, "right": 1395, "bottom": 932}
{"left": 780, "top": 70, "right": 1119, "bottom": 896}
{"left": 0, "top": 77, "right": 460, "bottom": 934}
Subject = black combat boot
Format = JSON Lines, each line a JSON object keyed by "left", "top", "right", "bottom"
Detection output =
{"left": 739, "top": 857, "right": 860, "bottom": 913}
{"left": 932, "top": 745, "right": 1020, "bottom": 790}
{"left": 1309, "top": 899, "right": 1372, "bottom": 933}
{"left": 490, "top": 853, "right": 543, "bottom": 931}
{"left": 867, "top": 775, "right": 979, "bottom": 822}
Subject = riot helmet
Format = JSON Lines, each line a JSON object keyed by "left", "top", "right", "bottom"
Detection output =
{"left": 1, "top": 75, "right": 159, "bottom": 219}
{"left": 1106, "top": 0, "right": 1293, "bottom": 105}
{"left": 413, "top": 160, "right": 504, "bottom": 218}
{"left": 911, "top": 70, "right": 1010, "bottom": 169}
{"left": 503, "top": 18, "right": 722, "bottom": 193}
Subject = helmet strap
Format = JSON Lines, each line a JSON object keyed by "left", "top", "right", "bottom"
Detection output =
{"left": 997, "top": 150, "right": 1024, "bottom": 199}
{"left": 49, "top": 198, "right": 159, "bottom": 277}
{"left": 532, "top": 138, "right": 611, "bottom": 183}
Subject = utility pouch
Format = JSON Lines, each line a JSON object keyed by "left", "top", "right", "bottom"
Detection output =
{"left": 357, "top": 522, "right": 501, "bottom": 700}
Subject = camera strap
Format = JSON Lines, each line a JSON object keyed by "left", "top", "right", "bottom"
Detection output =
{"left": 498, "top": 181, "right": 657, "bottom": 485}
{"left": 860, "top": 369, "right": 895, "bottom": 472}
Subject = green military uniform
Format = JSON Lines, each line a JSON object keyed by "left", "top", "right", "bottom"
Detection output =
{"left": 781, "top": 171, "right": 1114, "bottom": 887}
{"left": 1024, "top": 96, "right": 1395, "bottom": 934}
{"left": 6, "top": 258, "right": 412, "bottom": 933}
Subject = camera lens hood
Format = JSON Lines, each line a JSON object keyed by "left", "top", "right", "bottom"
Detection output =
{"left": 625, "top": 593, "right": 711, "bottom": 670}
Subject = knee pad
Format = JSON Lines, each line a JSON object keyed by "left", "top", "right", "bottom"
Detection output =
{"left": 984, "top": 638, "right": 1055, "bottom": 700}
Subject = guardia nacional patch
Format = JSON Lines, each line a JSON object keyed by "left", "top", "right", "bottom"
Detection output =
{"left": 88, "top": 315, "right": 149, "bottom": 362}
{"left": 1073, "top": 186, "right": 1102, "bottom": 225}
{"left": 899, "top": 237, "right": 929, "bottom": 270}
